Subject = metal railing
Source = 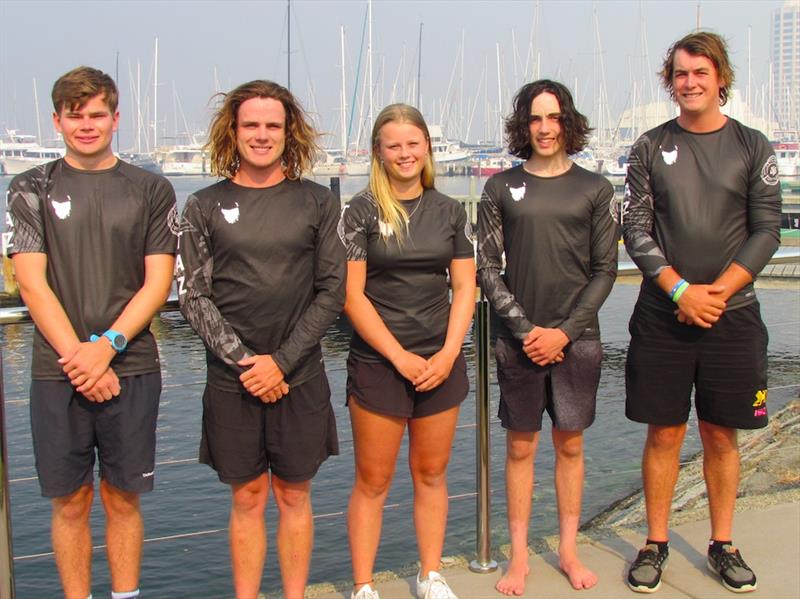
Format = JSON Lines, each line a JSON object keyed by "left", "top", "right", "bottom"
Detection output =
{"left": 0, "top": 295, "right": 500, "bottom": 596}
{"left": 0, "top": 354, "right": 14, "bottom": 599}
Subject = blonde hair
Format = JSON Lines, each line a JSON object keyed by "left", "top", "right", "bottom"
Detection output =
{"left": 368, "top": 104, "right": 436, "bottom": 243}
{"left": 205, "top": 80, "right": 319, "bottom": 179}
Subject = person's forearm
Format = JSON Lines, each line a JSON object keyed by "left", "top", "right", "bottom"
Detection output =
{"left": 344, "top": 292, "right": 406, "bottom": 362}
{"left": 17, "top": 276, "right": 81, "bottom": 357}
{"left": 441, "top": 263, "right": 476, "bottom": 356}
{"left": 713, "top": 262, "right": 753, "bottom": 302}
{"left": 107, "top": 254, "right": 175, "bottom": 340}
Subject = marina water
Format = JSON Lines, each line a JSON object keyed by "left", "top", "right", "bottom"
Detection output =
{"left": 2, "top": 175, "right": 798, "bottom": 598}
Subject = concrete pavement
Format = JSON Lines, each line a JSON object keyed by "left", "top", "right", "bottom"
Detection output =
{"left": 309, "top": 501, "right": 800, "bottom": 599}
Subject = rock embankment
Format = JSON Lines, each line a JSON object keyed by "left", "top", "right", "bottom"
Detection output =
{"left": 581, "top": 399, "right": 800, "bottom": 535}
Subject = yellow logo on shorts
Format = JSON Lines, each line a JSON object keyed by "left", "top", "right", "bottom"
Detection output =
{"left": 753, "top": 389, "right": 767, "bottom": 408}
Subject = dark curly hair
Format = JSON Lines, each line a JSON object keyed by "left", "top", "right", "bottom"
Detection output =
{"left": 505, "top": 79, "right": 591, "bottom": 158}
{"left": 661, "top": 31, "right": 734, "bottom": 107}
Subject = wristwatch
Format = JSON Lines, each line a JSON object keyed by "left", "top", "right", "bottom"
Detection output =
{"left": 90, "top": 330, "right": 128, "bottom": 353}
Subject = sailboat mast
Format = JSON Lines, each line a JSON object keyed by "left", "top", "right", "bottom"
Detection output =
{"left": 287, "top": 0, "right": 291, "bottom": 90}
{"left": 32, "top": 79, "right": 42, "bottom": 145}
{"left": 368, "top": 0, "right": 373, "bottom": 126}
{"left": 416, "top": 22, "right": 423, "bottom": 108}
{"left": 340, "top": 26, "right": 347, "bottom": 151}
{"left": 153, "top": 37, "right": 158, "bottom": 152}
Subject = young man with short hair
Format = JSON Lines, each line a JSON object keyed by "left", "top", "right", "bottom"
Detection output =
{"left": 176, "top": 80, "right": 345, "bottom": 599}
{"left": 6, "top": 66, "right": 177, "bottom": 599}
{"left": 622, "top": 31, "right": 781, "bottom": 594}
{"left": 478, "top": 79, "right": 618, "bottom": 596}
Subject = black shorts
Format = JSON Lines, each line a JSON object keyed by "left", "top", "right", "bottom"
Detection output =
{"left": 346, "top": 352, "right": 469, "bottom": 419}
{"left": 496, "top": 336, "right": 602, "bottom": 433}
{"left": 30, "top": 373, "right": 161, "bottom": 498}
{"left": 625, "top": 301, "right": 769, "bottom": 429}
{"left": 200, "top": 373, "right": 338, "bottom": 484}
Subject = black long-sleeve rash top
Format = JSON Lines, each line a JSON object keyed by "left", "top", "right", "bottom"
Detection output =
{"left": 477, "top": 163, "right": 618, "bottom": 342}
{"left": 621, "top": 118, "right": 782, "bottom": 313}
{"left": 176, "top": 178, "right": 346, "bottom": 392}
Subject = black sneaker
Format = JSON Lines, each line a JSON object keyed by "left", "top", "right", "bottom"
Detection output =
{"left": 707, "top": 545, "right": 757, "bottom": 593}
{"left": 627, "top": 544, "right": 669, "bottom": 593}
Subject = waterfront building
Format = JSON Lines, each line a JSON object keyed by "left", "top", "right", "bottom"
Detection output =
{"left": 772, "top": 1, "right": 800, "bottom": 138}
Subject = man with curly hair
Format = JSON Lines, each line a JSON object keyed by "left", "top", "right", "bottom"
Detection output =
{"left": 477, "top": 79, "right": 618, "bottom": 595}
{"left": 176, "top": 80, "right": 345, "bottom": 599}
{"left": 622, "top": 32, "right": 781, "bottom": 594}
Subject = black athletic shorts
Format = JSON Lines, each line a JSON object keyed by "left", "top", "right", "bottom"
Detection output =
{"left": 346, "top": 352, "right": 469, "bottom": 419}
{"left": 625, "top": 301, "right": 769, "bottom": 429}
{"left": 200, "top": 372, "right": 338, "bottom": 484}
{"left": 495, "top": 336, "right": 602, "bottom": 433}
{"left": 30, "top": 373, "right": 161, "bottom": 498}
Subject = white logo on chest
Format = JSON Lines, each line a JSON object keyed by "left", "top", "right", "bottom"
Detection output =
{"left": 220, "top": 202, "right": 240, "bottom": 224}
{"left": 661, "top": 146, "right": 678, "bottom": 166}
{"left": 378, "top": 220, "right": 394, "bottom": 237}
{"left": 51, "top": 195, "right": 72, "bottom": 220}
{"left": 508, "top": 183, "right": 526, "bottom": 202}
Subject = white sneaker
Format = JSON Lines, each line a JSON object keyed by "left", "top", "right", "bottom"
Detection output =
{"left": 351, "top": 583, "right": 380, "bottom": 599}
{"left": 416, "top": 570, "right": 458, "bottom": 599}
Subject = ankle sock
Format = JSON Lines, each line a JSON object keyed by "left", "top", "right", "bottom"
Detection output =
{"left": 708, "top": 539, "right": 732, "bottom": 554}
{"left": 111, "top": 590, "right": 140, "bottom": 599}
{"left": 646, "top": 538, "right": 669, "bottom": 554}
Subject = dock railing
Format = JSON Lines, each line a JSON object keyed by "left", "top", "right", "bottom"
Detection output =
{"left": 0, "top": 353, "right": 14, "bottom": 599}
{"left": 0, "top": 295, "right": 501, "bottom": 597}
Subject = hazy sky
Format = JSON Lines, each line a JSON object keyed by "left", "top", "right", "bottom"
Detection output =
{"left": 0, "top": 0, "right": 784, "bottom": 148}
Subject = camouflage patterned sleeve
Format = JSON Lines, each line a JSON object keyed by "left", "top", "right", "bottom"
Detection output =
{"left": 5, "top": 172, "right": 46, "bottom": 255}
{"left": 476, "top": 184, "right": 534, "bottom": 340}
{"left": 176, "top": 195, "right": 253, "bottom": 373}
{"left": 621, "top": 135, "right": 669, "bottom": 279}
{"left": 337, "top": 194, "right": 371, "bottom": 262}
{"left": 733, "top": 132, "right": 781, "bottom": 275}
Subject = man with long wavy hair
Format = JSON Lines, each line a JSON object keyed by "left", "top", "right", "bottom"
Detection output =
{"left": 622, "top": 32, "right": 781, "bottom": 594}
{"left": 176, "top": 80, "right": 345, "bottom": 599}
{"left": 478, "top": 79, "right": 618, "bottom": 595}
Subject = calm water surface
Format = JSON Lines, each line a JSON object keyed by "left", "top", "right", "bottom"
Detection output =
{"left": 1, "top": 175, "right": 798, "bottom": 598}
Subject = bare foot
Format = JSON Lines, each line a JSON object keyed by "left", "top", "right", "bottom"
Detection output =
{"left": 559, "top": 554, "right": 598, "bottom": 590}
{"left": 495, "top": 558, "right": 530, "bottom": 596}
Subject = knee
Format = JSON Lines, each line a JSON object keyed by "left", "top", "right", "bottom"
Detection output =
{"left": 646, "top": 424, "right": 686, "bottom": 452}
{"left": 699, "top": 422, "right": 738, "bottom": 456}
{"left": 410, "top": 458, "right": 449, "bottom": 488}
{"left": 231, "top": 478, "right": 269, "bottom": 514}
{"left": 355, "top": 464, "right": 395, "bottom": 499}
{"left": 100, "top": 482, "right": 140, "bottom": 519}
{"left": 272, "top": 480, "right": 311, "bottom": 513}
{"left": 554, "top": 434, "right": 583, "bottom": 461}
{"left": 507, "top": 438, "right": 536, "bottom": 462}
{"left": 53, "top": 485, "right": 94, "bottom": 522}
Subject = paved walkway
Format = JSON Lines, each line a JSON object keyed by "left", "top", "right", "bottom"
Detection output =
{"left": 311, "top": 501, "right": 800, "bottom": 598}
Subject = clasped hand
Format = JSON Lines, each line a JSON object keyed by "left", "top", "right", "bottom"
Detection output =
{"left": 675, "top": 284, "right": 726, "bottom": 328}
{"left": 59, "top": 340, "right": 118, "bottom": 399}
{"left": 239, "top": 354, "right": 289, "bottom": 403}
{"left": 523, "top": 326, "right": 568, "bottom": 366}
{"left": 392, "top": 349, "right": 457, "bottom": 392}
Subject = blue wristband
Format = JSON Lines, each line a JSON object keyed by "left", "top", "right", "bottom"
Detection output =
{"left": 669, "top": 279, "right": 687, "bottom": 298}
{"left": 671, "top": 281, "right": 690, "bottom": 303}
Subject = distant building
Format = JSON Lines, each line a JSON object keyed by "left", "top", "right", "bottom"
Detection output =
{"left": 772, "top": 1, "right": 800, "bottom": 138}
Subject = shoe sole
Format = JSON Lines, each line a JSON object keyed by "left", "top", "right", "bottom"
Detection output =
{"left": 706, "top": 559, "right": 757, "bottom": 593}
{"left": 627, "top": 559, "right": 667, "bottom": 593}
